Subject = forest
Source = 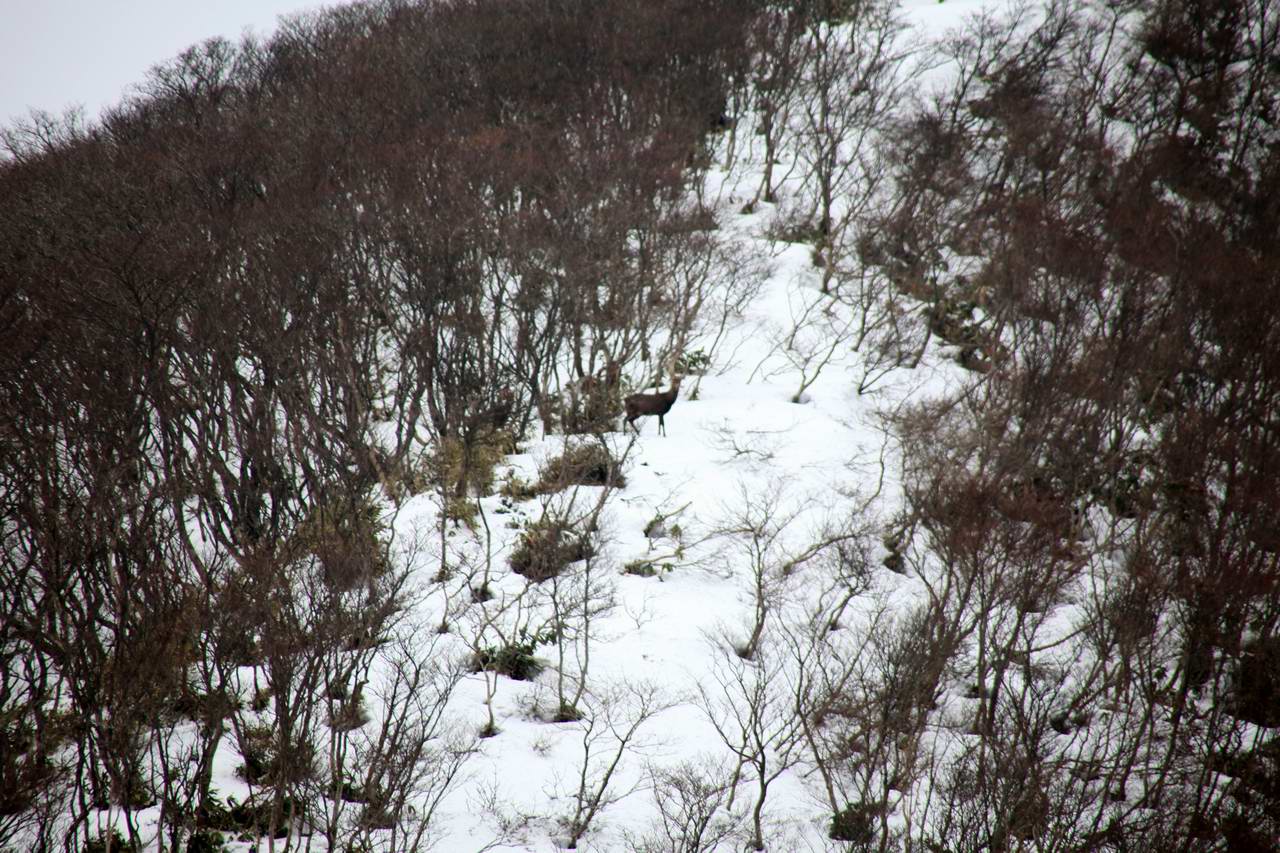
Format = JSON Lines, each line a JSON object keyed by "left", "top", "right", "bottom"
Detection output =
{"left": 1, "top": 0, "right": 1277, "bottom": 850}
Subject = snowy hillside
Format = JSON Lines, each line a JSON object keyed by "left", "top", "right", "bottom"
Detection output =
{"left": 3, "top": 0, "right": 1278, "bottom": 851}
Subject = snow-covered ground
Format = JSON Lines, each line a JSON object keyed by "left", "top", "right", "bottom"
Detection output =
{"left": 33, "top": 0, "right": 1277, "bottom": 848}
{"left": 350, "top": 6, "right": 1004, "bottom": 849}
{"left": 77, "top": 2, "right": 1020, "bottom": 850}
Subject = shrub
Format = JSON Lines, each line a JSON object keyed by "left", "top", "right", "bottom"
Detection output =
{"left": 201, "top": 794, "right": 303, "bottom": 840}
{"left": 344, "top": 784, "right": 397, "bottom": 832}
{"left": 443, "top": 495, "right": 479, "bottom": 528}
{"left": 1233, "top": 636, "right": 1280, "bottom": 726}
{"left": 766, "top": 214, "right": 825, "bottom": 245}
{"left": 500, "top": 473, "right": 538, "bottom": 501}
{"left": 196, "top": 792, "right": 236, "bottom": 831}
{"left": 473, "top": 626, "right": 557, "bottom": 681}
{"left": 675, "top": 348, "right": 711, "bottom": 376}
{"left": 509, "top": 517, "right": 594, "bottom": 582}
{"left": 553, "top": 703, "right": 584, "bottom": 723}
{"left": 562, "top": 380, "right": 622, "bottom": 435}
{"left": 235, "top": 725, "right": 273, "bottom": 785}
{"left": 359, "top": 802, "right": 397, "bottom": 831}
{"left": 815, "top": 0, "right": 861, "bottom": 25}
{"left": 0, "top": 718, "right": 57, "bottom": 820}
{"left": 293, "top": 491, "right": 388, "bottom": 591}
{"left": 623, "top": 560, "right": 659, "bottom": 577}
{"left": 339, "top": 780, "right": 368, "bottom": 803}
{"left": 925, "top": 299, "right": 983, "bottom": 347}
{"left": 829, "top": 801, "right": 881, "bottom": 843}
{"left": 169, "top": 686, "right": 238, "bottom": 725}
{"left": 377, "top": 452, "right": 431, "bottom": 502}
{"left": 186, "top": 830, "right": 228, "bottom": 853}
{"left": 534, "top": 443, "right": 625, "bottom": 493}
{"left": 234, "top": 725, "right": 317, "bottom": 788}
{"left": 328, "top": 696, "right": 371, "bottom": 733}
{"left": 429, "top": 431, "right": 515, "bottom": 498}
{"left": 85, "top": 829, "right": 138, "bottom": 853}
{"left": 624, "top": 560, "right": 674, "bottom": 578}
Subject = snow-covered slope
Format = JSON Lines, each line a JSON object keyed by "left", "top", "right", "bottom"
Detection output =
{"left": 297, "top": 7, "right": 1002, "bottom": 849}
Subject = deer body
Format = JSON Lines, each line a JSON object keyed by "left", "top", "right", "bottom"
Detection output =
{"left": 624, "top": 371, "right": 682, "bottom": 436}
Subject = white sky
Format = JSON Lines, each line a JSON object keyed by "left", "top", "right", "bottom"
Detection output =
{"left": 0, "top": 0, "right": 986, "bottom": 131}
{"left": 0, "top": 0, "right": 324, "bottom": 128}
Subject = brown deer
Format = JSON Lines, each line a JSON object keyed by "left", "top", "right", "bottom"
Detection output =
{"left": 624, "top": 360, "right": 682, "bottom": 436}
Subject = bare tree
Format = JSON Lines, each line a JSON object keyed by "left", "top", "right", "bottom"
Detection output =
{"left": 559, "top": 682, "right": 676, "bottom": 849}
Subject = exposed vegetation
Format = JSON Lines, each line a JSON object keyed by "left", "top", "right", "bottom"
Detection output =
{"left": 2, "top": 0, "right": 1277, "bottom": 848}
{"left": 0, "top": 0, "right": 751, "bottom": 847}
{"left": 533, "top": 443, "right": 626, "bottom": 494}
{"left": 509, "top": 516, "right": 596, "bottom": 583}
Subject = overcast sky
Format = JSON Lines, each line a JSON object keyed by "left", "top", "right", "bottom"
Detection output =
{"left": 0, "top": 0, "right": 983, "bottom": 131}
{"left": 0, "top": 0, "right": 324, "bottom": 128}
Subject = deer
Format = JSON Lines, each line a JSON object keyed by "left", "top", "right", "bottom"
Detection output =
{"left": 624, "top": 358, "right": 682, "bottom": 436}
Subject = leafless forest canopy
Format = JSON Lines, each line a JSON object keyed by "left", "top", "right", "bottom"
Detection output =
{"left": 1, "top": 0, "right": 1278, "bottom": 850}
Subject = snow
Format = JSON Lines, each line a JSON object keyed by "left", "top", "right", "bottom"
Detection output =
{"left": 62, "top": 2, "right": 1034, "bottom": 851}
{"left": 900, "top": 0, "right": 997, "bottom": 30}
{"left": 398, "top": 76, "right": 972, "bottom": 853}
